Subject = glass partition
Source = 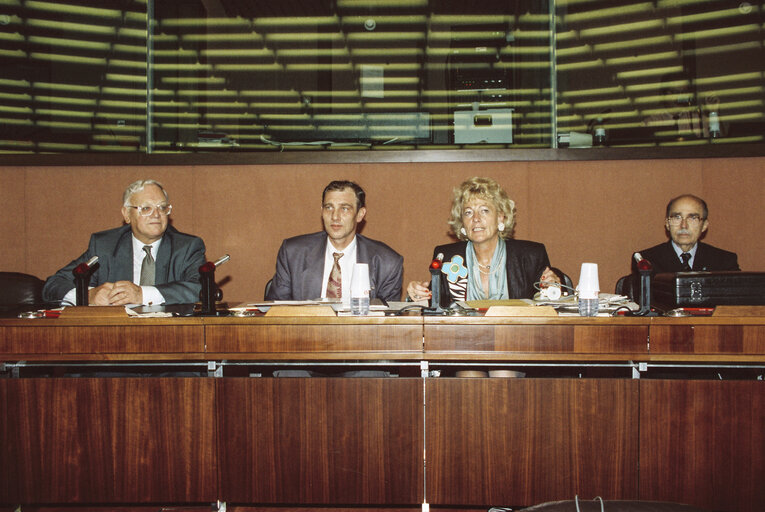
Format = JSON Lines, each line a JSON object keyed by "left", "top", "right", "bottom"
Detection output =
{"left": 0, "top": 0, "right": 762, "bottom": 154}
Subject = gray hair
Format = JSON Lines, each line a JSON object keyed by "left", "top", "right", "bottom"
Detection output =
{"left": 122, "top": 179, "right": 169, "bottom": 206}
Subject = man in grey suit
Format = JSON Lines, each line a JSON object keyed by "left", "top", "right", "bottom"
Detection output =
{"left": 43, "top": 179, "right": 206, "bottom": 306}
{"left": 266, "top": 180, "right": 403, "bottom": 302}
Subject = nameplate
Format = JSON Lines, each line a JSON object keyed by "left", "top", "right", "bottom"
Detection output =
{"left": 59, "top": 306, "right": 128, "bottom": 318}
{"left": 484, "top": 305, "right": 557, "bottom": 317}
{"left": 265, "top": 305, "right": 336, "bottom": 317}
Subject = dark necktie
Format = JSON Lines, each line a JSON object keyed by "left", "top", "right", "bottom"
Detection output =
{"left": 140, "top": 245, "right": 155, "bottom": 286}
{"left": 326, "top": 252, "right": 343, "bottom": 298}
{"left": 680, "top": 252, "right": 692, "bottom": 271}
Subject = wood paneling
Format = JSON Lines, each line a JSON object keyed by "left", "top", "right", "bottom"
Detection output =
{"left": 650, "top": 325, "right": 765, "bottom": 355}
{"left": 0, "top": 324, "right": 204, "bottom": 355}
{"left": 205, "top": 319, "right": 422, "bottom": 355}
{"left": 639, "top": 380, "right": 765, "bottom": 512}
{"left": 6, "top": 157, "right": 763, "bottom": 303}
{"left": 425, "top": 321, "right": 648, "bottom": 356}
{"left": 218, "top": 378, "right": 424, "bottom": 505}
{"left": 426, "top": 378, "right": 639, "bottom": 506}
{"left": 0, "top": 378, "right": 217, "bottom": 503}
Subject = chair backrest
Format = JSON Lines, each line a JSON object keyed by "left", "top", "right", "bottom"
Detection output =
{"left": 264, "top": 278, "right": 273, "bottom": 300}
{"left": 615, "top": 273, "right": 637, "bottom": 300}
{"left": 0, "top": 272, "right": 45, "bottom": 309}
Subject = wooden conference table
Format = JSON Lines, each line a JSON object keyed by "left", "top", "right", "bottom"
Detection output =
{"left": 0, "top": 308, "right": 763, "bottom": 512}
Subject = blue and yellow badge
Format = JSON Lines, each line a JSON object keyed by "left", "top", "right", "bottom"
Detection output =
{"left": 442, "top": 255, "right": 468, "bottom": 283}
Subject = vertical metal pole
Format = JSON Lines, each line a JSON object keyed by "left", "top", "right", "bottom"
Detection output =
{"left": 549, "top": 0, "right": 558, "bottom": 148}
{"left": 145, "top": 0, "right": 154, "bottom": 153}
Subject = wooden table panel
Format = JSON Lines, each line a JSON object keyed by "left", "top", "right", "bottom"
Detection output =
{"left": 650, "top": 324, "right": 765, "bottom": 355}
{"left": 0, "top": 378, "right": 217, "bottom": 503}
{"left": 425, "top": 321, "right": 648, "bottom": 356}
{"left": 218, "top": 378, "right": 423, "bottom": 505}
{"left": 639, "top": 380, "right": 765, "bottom": 512}
{"left": 0, "top": 324, "right": 204, "bottom": 356}
{"left": 205, "top": 320, "right": 422, "bottom": 355}
{"left": 426, "top": 378, "right": 639, "bottom": 507}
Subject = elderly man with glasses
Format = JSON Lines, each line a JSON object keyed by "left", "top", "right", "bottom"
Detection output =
{"left": 43, "top": 179, "right": 206, "bottom": 306}
{"left": 632, "top": 194, "right": 739, "bottom": 276}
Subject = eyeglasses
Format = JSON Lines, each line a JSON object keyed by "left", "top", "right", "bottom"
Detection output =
{"left": 126, "top": 204, "right": 172, "bottom": 217}
{"left": 667, "top": 213, "right": 704, "bottom": 226}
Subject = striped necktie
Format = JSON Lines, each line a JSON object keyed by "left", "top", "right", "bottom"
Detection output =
{"left": 326, "top": 252, "right": 343, "bottom": 298}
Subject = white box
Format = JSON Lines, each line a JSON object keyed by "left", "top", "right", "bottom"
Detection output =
{"left": 453, "top": 108, "right": 513, "bottom": 144}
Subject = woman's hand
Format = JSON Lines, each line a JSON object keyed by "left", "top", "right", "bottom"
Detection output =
{"left": 407, "top": 280, "right": 432, "bottom": 301}
{"left": 539, "top": 266, "right": 561, "bottom": 287}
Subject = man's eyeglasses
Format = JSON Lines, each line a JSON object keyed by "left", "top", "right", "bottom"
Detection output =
{"left": 667, "top": 213, "right": 704, "bottom": 226}
{"left": 126, "top": 204, "right": 172, "bottom": 217}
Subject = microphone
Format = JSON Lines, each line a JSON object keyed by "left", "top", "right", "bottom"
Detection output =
{"left": 425, "top": 253, "right": 445, "bottom": 314}
{"left": 72, "top": 256, "right": 99, "bottom": 306}
{"left": 633, "top": 252, "right": 652, "bottom": 271}
{"left": 198, "top": 254, "right": 230, "bottom": 316}
{"left": 213, "top": 254, "right": 230, "bottom": 267}
{"left": 632, "top": 252, "right": 657, "bottom": 316}
{"left": 73, "top": 256, "right": 99, "bottom": 276}
{"left": 199, "top": 254, "right": 230, "bottom": 274}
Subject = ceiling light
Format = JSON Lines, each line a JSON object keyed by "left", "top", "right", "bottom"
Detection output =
{"left": 617, "top": 65, "right": 684, "bottom": 80}
{"left": 25, "top": 1, "right": 121, "bottom": 19}
{"left": 580, "top": 20, "right": 663, "bottom": 38}
{"left": 27, "top": 18, "right": 116, "bottom": 35}
{"left": 563, "top": 2, "right": 654, "bottom": 23}
{"left": 337, "top": 0, "right": 428, "bottom": 8}
{"left": 675, "top": 24, "right": 759, "bottom": 41}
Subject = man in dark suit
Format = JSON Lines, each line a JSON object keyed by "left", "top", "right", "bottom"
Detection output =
{"left": 266, "top": 180, "right": 403, "bottom": 302}
{"left": 633, "top": 194, "right": 739, "bottom": 275}
{"left": 43, "top": 179, "right": 206, "bottom": 306}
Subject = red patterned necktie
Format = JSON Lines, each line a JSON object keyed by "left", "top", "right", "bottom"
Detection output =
{"left": 326, "top": 252, "right": 343, "bottom": 298}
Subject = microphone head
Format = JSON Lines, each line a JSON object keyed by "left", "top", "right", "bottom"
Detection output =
{"left": 633, "top": 252, "right": 653, "bottom": 271}
{"left": 213, "top": 254, "right": 230, "bottom": 267}
{"left": 430, "top": 253, "right": 444, "bottom": 270}
{"left": 199, "top": 261, "right": 216, "bottom": 274}
{"left": 73, "top": 256, "right": 99, "bottom": 276}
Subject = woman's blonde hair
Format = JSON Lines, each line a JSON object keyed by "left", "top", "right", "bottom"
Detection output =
{"left": 447, "top": 177, "right": 516, "bottom": 241}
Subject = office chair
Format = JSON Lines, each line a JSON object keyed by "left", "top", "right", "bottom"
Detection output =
{"left": 0, "top": 271, "right": 45, "bottom": 313}
{"left": 615, "top": 273, "right": 638, "bottom": 301}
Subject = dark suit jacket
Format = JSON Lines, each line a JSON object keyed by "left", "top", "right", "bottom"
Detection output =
{"left": 434, "top": 239, "right": 551, "bottom": 306}
{"left": 42, "top": 224, "right": 206, "bottom": 305}
{"left": 632, "top": 241, "right": 740, "bottom": 274}
{"left": 266, "top": 232, "right": 403, "bottom": 302}
{"left": 626, "top": 241, "right": 740, "bottom": 303}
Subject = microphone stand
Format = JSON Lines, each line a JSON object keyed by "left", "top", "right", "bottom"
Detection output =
{"left": 72, "top": 256, "right": 99, "bottom": 306}
{"left": 633, "top": 253, "right": 659, "bottom": 317}
{"left": 423, "top": 257, "right": 446, "bottom": 315}
{"left": 197, "top": 254, "right": 230, "bottom": 316}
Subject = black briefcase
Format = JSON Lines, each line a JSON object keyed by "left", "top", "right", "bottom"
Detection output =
{"left": 653, "top": 271, "right": 765, "bottom": 308}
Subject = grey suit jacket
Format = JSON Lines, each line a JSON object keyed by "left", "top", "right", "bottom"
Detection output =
{"left": 266, "top": 232, "right": 403, "bottom": 302}
{"left": 42, "top": 224, "right": 206, "bottom": 305}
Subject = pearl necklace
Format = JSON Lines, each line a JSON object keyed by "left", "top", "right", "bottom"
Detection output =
{"left": 476, "top": 262, "right": 498, "bottom": 275}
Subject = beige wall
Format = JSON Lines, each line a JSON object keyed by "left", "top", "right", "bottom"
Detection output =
{"left": 1, "top": 157, "right": 763, "bottom": 302}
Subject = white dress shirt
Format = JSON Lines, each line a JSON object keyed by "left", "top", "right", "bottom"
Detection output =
{"left": 62, "top": 235, "right": 165, "bottom": 305}
{"left": 671, "top": 241, "right": 698, "bottom": 269}
{"left": 320, "top": 235, "right": 357, "bottom": 305}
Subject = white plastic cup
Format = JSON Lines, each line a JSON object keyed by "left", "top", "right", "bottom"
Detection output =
{"left": 351, "top": 263, "right": 370, "bottom": 315}
{"left": 577, "top": 262, "right": 600, "bottom": 317}
{"left": 577, "top": 262, "right": 600, "bottom": 299}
